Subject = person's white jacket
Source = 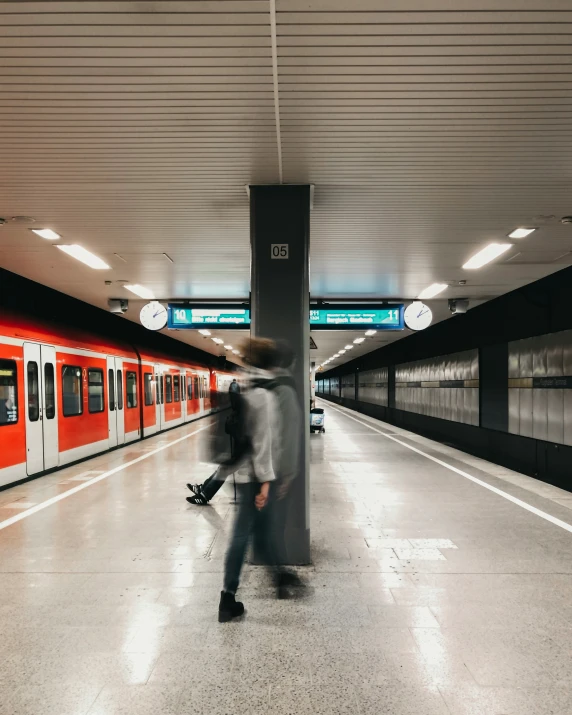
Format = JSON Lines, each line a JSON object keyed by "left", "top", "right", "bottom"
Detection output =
{"left": 217, "top": 368, "right": 279, "bottom": 484}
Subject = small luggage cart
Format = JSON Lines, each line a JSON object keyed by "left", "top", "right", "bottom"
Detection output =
{"left": 310, "top": 407, "right": 325, "bottom": 434}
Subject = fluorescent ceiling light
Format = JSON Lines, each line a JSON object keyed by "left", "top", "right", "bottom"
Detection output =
{"left": 354, "top": 337, "right": 365, "bottom": 344}
{"left": 124, "top": 284, "right": 155, "bottom": 299}
{"left": 344, "top": 345, "right": 354, "bottom": 350}
{"left": 417, "top": 283, "right": 448, "bottom": 300}
{"left": 198, "top": 329, "right": 211, "bottom": 336}
{"left": 339, "top": 349, "right": 346, "bottom": 354}
{"left": 212, "top": 338, "right": 224, "bottom": 344}
{"left": 57, "top": 244, "right": 110, "bottom": 270}
{"left": 365, "top": 329, "right": 377, "bottom": 336}
{"left": 232, "top": 349, "right": 240, "bottom": 355}
{"left": 463, "top": 243, "right": 512, "bottom": 270}
{"left": 508, "top": 227, "right": 536, "bottom": 239}
{"left": 31, "top": 228, "right": 60, "bottom": 240}
{"left": 224, "top": 345, "right": 233, "bottom": 350}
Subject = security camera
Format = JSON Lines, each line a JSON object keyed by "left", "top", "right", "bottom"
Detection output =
{"left": 108, "top": 298, "right": 129, "bottom": 314}
{"left": 448, "top": 299, "right": 469, "bottom": 315}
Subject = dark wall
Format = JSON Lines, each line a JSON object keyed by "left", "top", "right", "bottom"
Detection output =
{"left": 324, "top": 264, "right": 572, "bottom": 377}
{"left": 0, "top": 268, "right": 222, "bottom": 368}
{"left": 319, "top": 265, "right": 572, "bottom": 494}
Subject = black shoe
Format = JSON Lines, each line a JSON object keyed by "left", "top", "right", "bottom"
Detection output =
{"left": 186, "top": 483, "right": 202, "bottom": 495}
{"left": 218, "top": 591, "right": 244, "bottom": 622}
{"left": 186, "top": 493, "right": 208, "bottom": 505}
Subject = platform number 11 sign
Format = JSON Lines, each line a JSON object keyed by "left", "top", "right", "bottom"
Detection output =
{"left": 271, "top": 244, "right": 289, "bottom": 259}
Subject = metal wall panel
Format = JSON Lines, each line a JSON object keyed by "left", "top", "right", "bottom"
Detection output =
{"left": 547, "top": 390, "right": 564, "bottom": 445}
{"left": 509, "top": 329, "right": 572, "bottom": 444}
{"left": 532, "top": 336, "right": 547, "bottom": 378}
{"left": 563, "top": 330, "right": 572, "bottom": 375}
{"left": 520, "top": 342, "right": 532, "bottom": 378}
{"left": 546, "top": 332, "right": 564, "bottom": 377}
{"left": 508, "top": 342, "right": 520, "bottom": 379}
{"left": 508, "top": 388, "right": 520, "bottom": 435}
{"left": 341, "top": 373, "right": 355, "bottom": 400}
{"left": 532, "top": 389, "right": 548, "bottom": 441}
{"left": 519, "top": 388, "right": 533, "bottom": 438}
{"left": 358, "top": 367, "right": 388, "bottom": 407}
{"left": 394, "top": 348, "right": 478, "bottom": 425}
{"left": 564, "top": 392, "right": 572, "bottom": 447}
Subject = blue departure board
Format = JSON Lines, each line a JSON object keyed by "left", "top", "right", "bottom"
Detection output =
{"left": 309, "top": 306, "right": 404, "bottom": 330}
{"left": 168, "top": 305, "right": 250, "bottom": 329}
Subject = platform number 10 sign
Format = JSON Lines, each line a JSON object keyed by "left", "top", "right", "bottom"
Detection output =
{"left": 271, "top": 244, "right": 289, "bottom": 259}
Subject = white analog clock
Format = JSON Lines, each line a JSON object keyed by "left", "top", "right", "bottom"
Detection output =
{"left": 404, "top": 301, "right": 433, "bottom": 331}
{"left": 140, "top": 301, "right": 167, "bottom": 331}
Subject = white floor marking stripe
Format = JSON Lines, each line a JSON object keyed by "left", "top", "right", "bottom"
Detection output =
{"left": 325, "top": 402, "right": 572, "bottom": 535}
{"left": 0, "top": 425, "right": 209, "bottom": 532}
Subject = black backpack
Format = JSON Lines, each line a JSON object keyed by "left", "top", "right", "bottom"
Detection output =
{"left": 205, "top": 378, "right": 292, "bottom": 467}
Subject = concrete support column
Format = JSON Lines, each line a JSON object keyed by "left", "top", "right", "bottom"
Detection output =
{"left": 310, "top": 362, "right": 317, "bottom": 407}
{"left": 250, "top": 185, "right": 311, "bottom": 564}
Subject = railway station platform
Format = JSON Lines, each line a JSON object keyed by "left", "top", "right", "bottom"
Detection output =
{"left": 1, "top": 403, "right": 572, "bottom": 715}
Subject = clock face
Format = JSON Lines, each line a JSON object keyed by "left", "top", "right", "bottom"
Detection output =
{"left": 140, "top": 301, "right": 167, "bottom": 331}
{"left": 404, "top": 301, "right": 432, "bottom": 331}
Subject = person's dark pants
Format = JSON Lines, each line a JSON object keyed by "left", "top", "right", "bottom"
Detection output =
{"left": 223, "top": 482, "right": 277, "bottom": 594}
{"left": 201, "top": 472, "right": 227, "bottom": 501}
{"left": 229, "top": 392, "right": 240, "bottom": 411}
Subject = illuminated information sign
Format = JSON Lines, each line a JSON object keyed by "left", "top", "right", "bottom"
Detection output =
{"left": 168, "top": 305, "right": 250, "bottom": 329}
{"left": 309, "top": 306, "right": 404, "bottom": 330}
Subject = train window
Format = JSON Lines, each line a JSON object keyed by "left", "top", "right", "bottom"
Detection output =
{"left": 0, "top": 359, "right": 18, "bottom": 425}
{"left": 117, "top": 370, "right": 123, "bottom": 410}
{"left": 88, "top": 368, "right": 104, "bottom": 413}
{"left": 44, "top": 363, "right": 55, "bottom": 420}
{"left": 187, "top": 377, "right": 193, "bottom": 400}
{"left": 108, "top": 369, "right": 115, "bottom": 411}
{"left": 165, "top": 374, "right": 173, "bottom": 403}
{"left": 156, "top": 375, "right": 163, "bottom": 404}
{"left": 144, "top": 373, "right": 154, "bottom": 406}
{"left": 181, "top": 375, "right": 185, "bottom": 400}
{"left": 203, "top": 376, "right": 208, "bottom": 396}
{"left": 27, "top": 362, "right": 40, "bottom": 422}
{"left": 194, "top": 376, "right": 199, "bottom": 399}
{"left": 126, "top": 371, "right": 137, "bottom": 408}
{"left": 62, "top": 365, "right": 83, "bottom": 417}
{"left": 173, "top": 374, "right": 180, "bottom": 402}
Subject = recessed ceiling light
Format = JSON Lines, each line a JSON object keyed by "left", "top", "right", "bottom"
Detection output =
{"left": 417, "top": 283, "right": 448, "bottom": 300}
{"left": 339, "top": 349, "right": 346, "bottom": 354}
{"left": 354, "top": 337, "right": 365, "bottom": 344}
{"left": 198, "top": 329, "right": 211, "bottom": 336}
{"left": 508, "top": 227, "right": 536, "bottom": 239}
{"left": 31, "top": 228, "right": 60, "bottom": 240}
{"left": 212, "top": 338, "right": 224, "bottom": 344}
{"left": 224, "top": 345, "right": 233, "bottom": 350}
{"left": 365, "top": 329, "right": 377, "bottom": 336}
{"left": 232, "top": 349, "right": 240, "bottom": 355}
{"left": 124, "top": 284, "right": 155, "bottom": 299}
{"left": 463, "top": 243, "right": 512, "bottom": 270}
{"left": 344, "top": 345, "right": 354, "bottom": 350}
{"left": 56, "top": 244, "right": 110, "bottom": 270}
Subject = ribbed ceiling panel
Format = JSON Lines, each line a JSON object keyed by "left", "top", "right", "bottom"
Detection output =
{"left": 0, "top": 1, "right": 571, "bottom": 364}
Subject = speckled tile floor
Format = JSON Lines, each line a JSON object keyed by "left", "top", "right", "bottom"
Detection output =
{"left": 1, "top": 404, "right": 571, "bottom": 715}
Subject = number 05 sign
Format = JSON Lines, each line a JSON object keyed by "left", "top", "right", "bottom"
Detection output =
{"left": 271, "top": 244, "right": 289, "bottom": 259}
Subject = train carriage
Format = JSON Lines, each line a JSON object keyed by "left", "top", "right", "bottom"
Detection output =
{"left": 0, "top": 309, "right": 233, "bottom": 489}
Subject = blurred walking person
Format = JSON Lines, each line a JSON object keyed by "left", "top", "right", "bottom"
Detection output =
{"left": 218, "top": 338, "right": 280, "bottom": 622}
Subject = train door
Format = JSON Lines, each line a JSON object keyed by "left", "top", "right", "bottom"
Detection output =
{"left": 23, "top": 342, "right": 58, "bottom": 475}
{"left": 107, "top": 356, "right": 125, "bottom": 448}
{"left": 180, "top": 372, "right": 187, "bottom": 422}
{"left": 154, "top": 365, "right": 162, "bottom": 430}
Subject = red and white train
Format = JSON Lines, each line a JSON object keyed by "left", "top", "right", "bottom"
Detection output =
{"left": 0, "top": 309, "right": 234, "bottom": 489}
